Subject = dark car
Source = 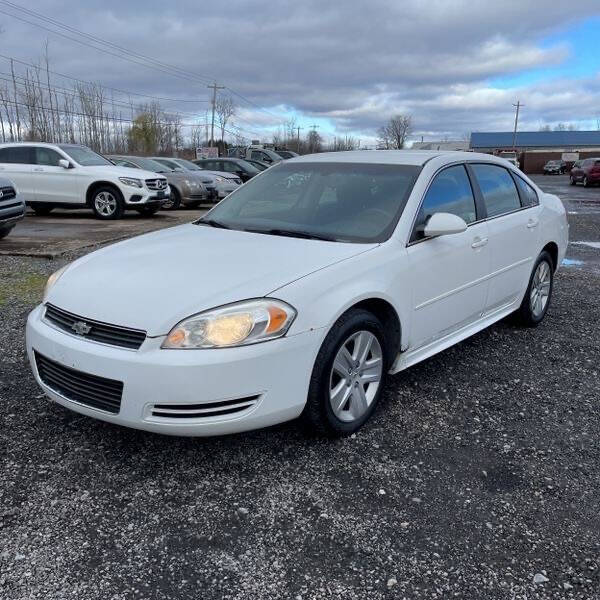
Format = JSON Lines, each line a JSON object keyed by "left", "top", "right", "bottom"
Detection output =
{"left": 243, "top": 158, "right": 270, "bottom": 171}
{"left": 570, "top": 158, "right": 600, "bottom": 187}
{"left": 192, "top": 157, "right": 260, "bottom": 182}
{"left": 0, "top": 177, "right": 25, "bottom": 240}
{"left": 543, "top": 159, "right": 566, "bottom": 175}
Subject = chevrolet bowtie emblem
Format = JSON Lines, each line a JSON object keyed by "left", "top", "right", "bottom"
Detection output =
{"left": 71, "top": 321, "right": 92, "bottom": 336}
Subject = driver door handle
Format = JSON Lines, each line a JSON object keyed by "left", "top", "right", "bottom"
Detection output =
{"left": 527, "top": 218, "right": 539, "bottom": 229}
{"left": 471, "top": 236, "right": 488, "bottom": 249}
{"left": 33, "top": 167, "right": 44, "bottom": 172}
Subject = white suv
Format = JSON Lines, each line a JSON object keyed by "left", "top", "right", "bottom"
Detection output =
{"left": 0, "top": 143, "right": 170, "bottom": 219}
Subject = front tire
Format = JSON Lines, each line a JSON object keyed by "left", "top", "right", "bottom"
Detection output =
{"left": 302, "top": 309, "right": 388, "bottom": 437}
{"left": 514, "top": 251, "right": 554, "bottom": 327}
{"left": 583, "top": 176, "right": 589, "bottom": 188}
{"left": 163, "top": 187, "right": 181, "bottom": 210}
{"left": 570, "top": 176, "right": 576, "bottom": 185}
{"left": 91, "top": 187, "right": 124, "bottom": 220}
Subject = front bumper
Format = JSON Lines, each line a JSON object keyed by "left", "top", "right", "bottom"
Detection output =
{"left": 26, "top": 305, "right": 322, "bottom": 436}
{"left": 123, "top": 185, "right": 171, "bottom": 206}
{"left": 217, "top": 182, "right": 239, "bottom": 198}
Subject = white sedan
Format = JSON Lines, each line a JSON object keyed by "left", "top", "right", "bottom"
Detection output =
{"left": 26, "top": 151, "right": 568, "bottom": 437}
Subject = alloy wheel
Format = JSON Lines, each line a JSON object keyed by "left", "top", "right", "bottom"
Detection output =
{"left": 329, "top": 330, "right": 383, "bottom": 423}
{"left": 94, "top": 191, "right": 117, "bottom": 217}
{"left": 530, "top": 260, "right": 551, "bottom": 319}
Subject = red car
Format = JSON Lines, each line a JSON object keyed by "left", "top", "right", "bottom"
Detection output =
{"left": 570, "top": 158, "right": 600, "bottom": 187}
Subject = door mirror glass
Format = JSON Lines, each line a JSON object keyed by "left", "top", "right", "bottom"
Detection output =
{"left": 424, "top": 212, "right": 468, "bottom": 237}
{"left": 58, "top": 159, "right": 71, "bottom": 169}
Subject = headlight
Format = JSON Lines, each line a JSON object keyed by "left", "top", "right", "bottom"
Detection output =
{"left": 185, "top": 179, "right": 200, "bottom": 188}
{"left": 43, "top": 264, "right": 70, "bottom": 301}
{"left": 118, "top": 177, "right": 143, "bottom": 188}
{"left": 162, "top": 299, "right": 296, "bottom": 349}
{"left": 214, "top": 176, "right": 225, "bottom": 183}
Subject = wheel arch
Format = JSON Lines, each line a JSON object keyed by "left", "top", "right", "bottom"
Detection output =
{"left": 86, "top": 181, "right": 124, "bottom": 206}
{"left": 541, "top": 241, "right": 559, "bottom": 271}
{"left": 338, "top": 297, "right": 402, "bottom": 364}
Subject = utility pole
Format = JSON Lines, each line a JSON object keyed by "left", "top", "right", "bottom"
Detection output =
{"left": 512, "top": 100, "right": 524, "bottom": 153}
{"left": 296, "top": 126, "right": 303, "bottom": 153}
{"left": 207, "top": 82, "right": 225, "bottom": 148}
{"left": 309, "top": 124, "right": 320, "bottom": 153}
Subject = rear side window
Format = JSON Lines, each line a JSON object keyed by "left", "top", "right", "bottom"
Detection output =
{"left": 471, "top": 164, "right": 521, "bottom": 218}
{"left": 0, "top": 146, "right": 34, "bottom": 164}
{"left": 513, "top": 176, "right": 539, "bottom": 207}
{"left": 412, "top": 165, "right": 476, "bottom": 241}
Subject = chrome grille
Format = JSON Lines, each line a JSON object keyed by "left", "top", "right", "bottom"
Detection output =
{"left": 151, "top": 395, "right": 260, "bottom": 419}
{"left": 35, "top": 351, "right": 123, "bottom": 414}
{"left": 145, "top": 178, "right": 168, "bottom": 191}
{"left": 0, "top": 186, "right": 16, "bottom": 201}
{"left": 44, "top": 304, "right": 146, "bottom": 350}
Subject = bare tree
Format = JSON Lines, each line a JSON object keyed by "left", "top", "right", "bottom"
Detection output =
{"left": 377, "top": 114, "right": 412, "bottom": 149}
{"left": 215, "top": 94, "right": 235, "bottom": 143}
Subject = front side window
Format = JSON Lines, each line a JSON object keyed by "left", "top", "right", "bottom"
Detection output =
{"left": 199, "top": 162, "right": 420, "bottom": 243}
{"left": 0, "top": 146, "right": 34, "bottom": 164}
{"left": 411, "top": 165, "right": 476, "bottom": 241}
{"left": 513, "top": 176, "right": 539, "bottom": 207}
{"left": 471, "top": 164, "right": 521, "bottom": 218}
{"left": 58, "top": 145, "right": 112, "bottom": 166}
{"left": 35, "top": 147, "right": 63, "bottom": 166}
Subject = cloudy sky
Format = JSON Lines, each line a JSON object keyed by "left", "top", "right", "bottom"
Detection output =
{"left": 1, "top": 0, "right": 599, "bottom": 146}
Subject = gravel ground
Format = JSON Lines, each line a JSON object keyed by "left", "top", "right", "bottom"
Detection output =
{"left": 1, "top": 180, "right": 599, "bottom": 599}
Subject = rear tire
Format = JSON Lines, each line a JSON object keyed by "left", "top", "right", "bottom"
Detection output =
{"left": 0, "top": 224, "right": 14, "bottom": 239}
{"left": 513, "top": 251, "right": 554, "bottom": 327}
{"left": 91, "top": 186, "right": 124, "bottom": 220}
{"left": 31, "top": 204, "right": 53, "bottom": 216}
{"left": 302, "top": 309, "right": 388, "bottom": 437}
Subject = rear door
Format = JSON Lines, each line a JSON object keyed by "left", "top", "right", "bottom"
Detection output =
{"left": 470, "top": 163, "right": 540, "bottom": 315}
{"left": 32, "top": 146, "right": 83, "bottom": 205}
{"left": 0, "top": 146, "right": 36, "bottom": 202}
{"left": 406, "top": 164, "right": 490, "bottom": 349}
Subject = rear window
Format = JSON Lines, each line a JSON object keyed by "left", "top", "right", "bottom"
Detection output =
{"left": 471, "top": 164, "right": 521, "bottom": 218}
{"left": 0, "top": 146, "right": 34, "bottom": 164}
{"left": 513, "top": 175, "right": 539, "bottom": 207}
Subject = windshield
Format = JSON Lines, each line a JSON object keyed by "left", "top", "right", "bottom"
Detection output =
{"left": 235, "top": 159, "right": 260, "bottom": 174}
{"left": 59, "top": 145, "right": 112, "bottom": 166}
{"left": 172, "top": 158, "right": 202, "bottom": 171}
{"left": 153, "top": 158, "right": 183, "bottom": 171}
{"left": 128, "top": 157, "right": 169, "bottom": 172}
{"left": 199, "top": 162, "right": 420, "bottom": 243}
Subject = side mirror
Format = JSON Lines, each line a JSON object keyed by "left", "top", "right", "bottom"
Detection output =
{"left": 58, "top": 159, "right": 71, "bottom": 169}
{"left": 424, "top": 212, "right": 468, "bottom": 238}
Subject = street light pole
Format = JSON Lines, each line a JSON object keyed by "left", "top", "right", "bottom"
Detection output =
{"left": 207, "top": 82, "right": 225, "bottom": 148}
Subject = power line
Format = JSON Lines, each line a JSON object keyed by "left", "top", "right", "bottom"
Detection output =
{"left": 0, "top": 53, "right": 209, "bottom": 104}
{"left": 0, "top": 1, "right": 288, "bottom": 126}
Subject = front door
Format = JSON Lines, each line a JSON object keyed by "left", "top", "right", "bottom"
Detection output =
{"left": 32, "top": 146, "right": 83, "bottom": 205}
{"left": 406, "top": 164, "right": 490, "bottom": 349}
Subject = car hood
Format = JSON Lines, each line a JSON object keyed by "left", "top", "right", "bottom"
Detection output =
{"left": 204, "top": 170, "right": 240, "bottom": 180}
{"left": 84, "top": 165, "right": 167, "bottom": 180}
{"left": 47, "top": 224, "right": 376, "bottom": 336}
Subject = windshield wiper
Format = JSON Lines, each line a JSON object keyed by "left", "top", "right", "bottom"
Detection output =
{"left": 244, "top": 227, "right": 337, "bottom": 241}
{"left": 195, "top": 218, "right": 231, "bottom": 229}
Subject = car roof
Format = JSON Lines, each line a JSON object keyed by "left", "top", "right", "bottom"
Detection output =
{"left": 291, "top": 150, "right": 496, "bottom": 166}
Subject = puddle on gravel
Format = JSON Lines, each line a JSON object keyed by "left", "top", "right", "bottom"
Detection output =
{"left": 572, "top": 241, "right": 600, "bottom": 250}
{"left": 562, "top": 258, "right": 585, "bottom": 267}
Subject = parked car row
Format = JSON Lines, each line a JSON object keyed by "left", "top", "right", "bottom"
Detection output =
{"left": 569, "top": 158, "right": 600, "bottom": 187}
{"left": 0, "top": 142, "right": 252, "bottom": 227}
{"left": 543, "top": 159, "right": 567, "bottom": 175}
